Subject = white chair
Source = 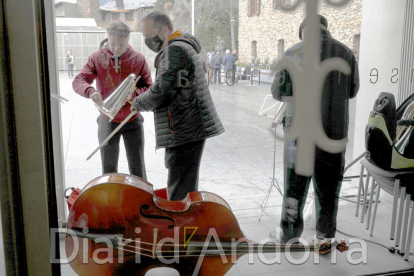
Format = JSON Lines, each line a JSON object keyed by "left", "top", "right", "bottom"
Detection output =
{"left": 239, "top": 67, "right": 252, "bottom": 84}
{"left": 357, "top": 159, "right": 414, "bottom": 260}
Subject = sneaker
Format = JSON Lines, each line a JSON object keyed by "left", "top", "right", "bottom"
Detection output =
{"left": 310, "top": 236, "right": 335, "bottom": 255}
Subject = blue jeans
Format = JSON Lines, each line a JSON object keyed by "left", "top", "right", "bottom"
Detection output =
{"left": 67, "top": 64, "right": 74, "bottom": 76}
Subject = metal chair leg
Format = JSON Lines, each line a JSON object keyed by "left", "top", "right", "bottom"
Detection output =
{"left": 356, "top": 165, "right": 365, "bottom": 217}
{"left": 366, "top": 179, "right": 377, "bottom": 230}
{"left": 391, "top": 179, "right": 400, "bottom": 240}
{"left": 370, "top": 186, "right": 381, "bottom": 236}
{"left": 404, "top": 201, "right": 414, "bottom": 261}
{"left": 396, "top": 186, "right": 407, "bottom": 247}
{"left": 400, "top": 193, "right": 411, "bottom": 255}
{"left": 361, "top": 173, "right": 371, "bottom": 223}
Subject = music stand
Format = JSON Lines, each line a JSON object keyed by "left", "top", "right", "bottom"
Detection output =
{"left": 259, "top": 111, "right": 284, "bottom": 221}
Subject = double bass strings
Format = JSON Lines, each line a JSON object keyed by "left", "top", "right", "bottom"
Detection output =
{"left": 114, "top": 237, "right": 329, "bottom": 258}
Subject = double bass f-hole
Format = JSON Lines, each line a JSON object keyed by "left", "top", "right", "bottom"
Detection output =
{"left": 140, "top": 204, "right": 175, "bottom": 229}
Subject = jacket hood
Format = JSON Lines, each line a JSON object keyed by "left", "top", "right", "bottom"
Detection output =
{"left": 170, "top": 33, "right": 202, "bottom": 53}
{"left": 99, "top": 38, "right": 139, "bottom": 61}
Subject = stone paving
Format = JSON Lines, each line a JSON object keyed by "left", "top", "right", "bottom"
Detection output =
{"left": 54, "top": 71, "right": 414, "bottom": 275}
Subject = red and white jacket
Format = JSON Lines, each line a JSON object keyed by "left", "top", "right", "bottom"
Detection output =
{"left": 73, "top": 38, "right": 152, "bottom": 123}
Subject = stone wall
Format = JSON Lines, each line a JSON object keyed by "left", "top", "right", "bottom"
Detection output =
{"left": 238, "top": 0, "right": 362, "bottom": 63}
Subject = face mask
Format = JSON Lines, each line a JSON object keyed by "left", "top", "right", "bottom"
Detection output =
{"left": 145, "top": 29, "right": 164, "bottom": 53}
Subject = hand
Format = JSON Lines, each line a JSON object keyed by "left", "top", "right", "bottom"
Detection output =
{"left": 124, "top": 92, "right": 133, "bottom": 103}
{"left": 90, "top": 92, "right": 103, "bottom": 105}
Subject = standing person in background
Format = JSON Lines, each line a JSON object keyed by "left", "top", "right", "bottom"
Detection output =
{"left": 232, "top": 50, "right": 238, "bottom": 83}
{"left": 212, "top": 51, "right": 223, "bottom": 84}
{"left": 72, "top": 21, "right": 152, "bottom": 179}
{"left": 208, "top": 51, "right": 215, "bottom": 83}
{"left": 223, "top": 49, "right": 235, "bottom": 85}
{"left": 270, "top": 15, "right": 359, "bottom": 243}
{"left": 66, "top": 50, "right": 75, "bottom": 79}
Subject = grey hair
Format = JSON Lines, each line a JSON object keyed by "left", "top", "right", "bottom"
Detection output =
{"left": 107, "top": 21, "right": 131, "bottom": 38}
{"left": 226, "top": 49, "right": 230, "bottom": 54}
{"left": 142, "top": 10, "right": 174, "bottom": 31}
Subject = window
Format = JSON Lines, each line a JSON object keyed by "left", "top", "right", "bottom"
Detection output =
{"left": 251, "top": 40, "right": 257, "bottom": 59}
{"left": 125, "top": 13, "right": 133, "bottom": 21}
{"left": 101, "top": 13, "right": 107, "bottom": 22}
{"left": 273, "top": 0, "right": 290, "bottom": 9}
{"left": 277, "top": 39, "right": 284, "bottom": 58}
{"left": 353, "top": 34, "right": 361, "bottom": 54}
{"left": 112, "top": 13, "right": 120, "bottom": 21}
{"left": 248, "top": 0, "right": 260, "bottom": 17}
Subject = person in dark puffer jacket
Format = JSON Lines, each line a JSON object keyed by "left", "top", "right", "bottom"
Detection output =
{"left": 133, "top": 11, "right": 224, "bottom": 201}
{"left": 270, "top": 15, "right": 359, "bottom": 243}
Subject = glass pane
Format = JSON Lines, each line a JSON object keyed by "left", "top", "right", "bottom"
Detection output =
{"left": 49, "top": 0, "right": 414, "bottom": 275}
{"left": 0, "top": 207, "right": 5, "bottom": 276}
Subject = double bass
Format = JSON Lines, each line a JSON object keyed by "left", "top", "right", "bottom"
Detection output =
{"left": 65, "top": 173, "right": 347, "bottom": 275}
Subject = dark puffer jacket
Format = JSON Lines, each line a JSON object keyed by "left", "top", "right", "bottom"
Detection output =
{"left": 133, "top": 32, "right": 224, "bottom": 149}
{"left": 271, "top": 29, "right": 359, "bottom": 140}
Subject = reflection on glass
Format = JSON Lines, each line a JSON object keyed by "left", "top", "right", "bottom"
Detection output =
{"left": 0, "top": 206, "right": 6, "bottom": 276}
{"left": 49, "top": 0, "right": 405, "bottom": 275}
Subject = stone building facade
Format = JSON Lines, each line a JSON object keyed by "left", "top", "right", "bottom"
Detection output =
{"left": 238, "top": 0, "right": 362, "bottom": 64}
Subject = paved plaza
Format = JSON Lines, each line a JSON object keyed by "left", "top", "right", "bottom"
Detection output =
{"left": 53, "top": 71, "right": 414, "bottom": 275}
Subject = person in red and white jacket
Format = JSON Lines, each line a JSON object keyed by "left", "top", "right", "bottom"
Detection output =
{"left": 73, "top": 21, "right": 152, "bottom": 179}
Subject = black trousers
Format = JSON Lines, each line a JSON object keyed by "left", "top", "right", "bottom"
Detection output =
{"left": 213, "top": 68, "right": 221, "bottom": 83}
{"left": 165, "top": 140, "right": 206, "bottom": 200}
{"left": 97, "top": 115, "right": 147, "bottom": 180}
{"left": 280, "top": 142, "right": 345, "bottom": 242}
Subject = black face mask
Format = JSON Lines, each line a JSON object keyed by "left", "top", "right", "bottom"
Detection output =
{"left": 145, "top": 29, "right": 164, "bottom": 53}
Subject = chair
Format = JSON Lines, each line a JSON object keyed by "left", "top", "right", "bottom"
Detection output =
{"left": 239, "top": 66, "right": 252, "bottom": 84}
{"left": 355, "top": 93, "right": 414, "bottom": 260}
{"left": 235, "top": 67, "right": 242, "bottom": 82}
{"left": 255, "top": 58, "right": 261, "bottom": 69}
{"left": 264, "top": 58, "right": 270, "bottom": 70}
{"left": 272, "top": 57, "right": 278, "bottom": 71}
{"left": 252, "top": 68, "right": 260, "bottom": 84}
{"left": 357, "top": 159, "right": 414, "bottom": 260}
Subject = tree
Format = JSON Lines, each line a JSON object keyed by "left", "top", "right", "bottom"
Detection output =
{"left": 195, "top": 0, "right": 238, "bottom": 52}
{"left": 152, "top": 0, "right": 239, "bottom": 54}
{"left": 153, "top": 0, "right": 175, "bottom": 11}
